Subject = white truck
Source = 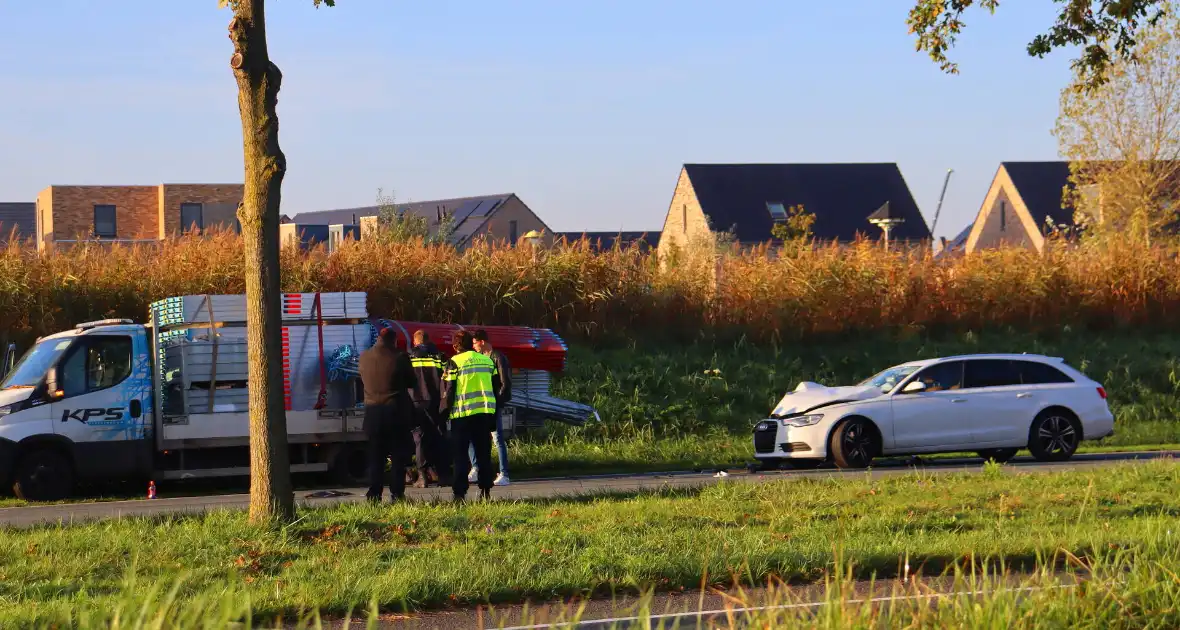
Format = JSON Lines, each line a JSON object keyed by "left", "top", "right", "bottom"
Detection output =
{"left": 0, "top": 292, "right": 595, "bottom": 501}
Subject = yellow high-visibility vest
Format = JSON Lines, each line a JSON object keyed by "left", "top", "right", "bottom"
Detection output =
{"left": 443, "top": 350, "right": 498, "bottom": 418}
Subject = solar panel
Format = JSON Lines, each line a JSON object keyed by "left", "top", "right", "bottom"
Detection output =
{"left": 469, "top": 198, "right": 502, "bottom": 217}
{"left": 449, "top": 200, "right": 482, "bottom": 224}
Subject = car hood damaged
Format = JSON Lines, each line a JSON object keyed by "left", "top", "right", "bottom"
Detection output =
{"left": 770, "top": 381, "right": 884, "bottom": 417}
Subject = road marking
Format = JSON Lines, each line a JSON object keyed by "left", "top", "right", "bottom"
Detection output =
{"left": 494, "top": 584, "right": 1077, "bottom": 630}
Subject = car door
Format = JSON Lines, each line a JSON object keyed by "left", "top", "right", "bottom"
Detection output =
{"left": 49, "top": 334, "right": 149, "bottom": 479}
{"left": 890, "top": 360, "right": 973, "bottom": 449}
{"left": 960, "top": 359, "right": 1034, "bottom": 445}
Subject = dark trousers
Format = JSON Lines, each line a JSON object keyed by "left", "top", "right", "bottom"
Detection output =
{"left": 413, "top": 404, "right": 450, "bottom": 479}
{"left": 365, "top": 402, "right": 412, "bottom": 500}
{"left": 450, "top": 413, "right": 495, "bottom": 498}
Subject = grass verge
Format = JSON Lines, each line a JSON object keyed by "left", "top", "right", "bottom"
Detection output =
{"left": 0, "top": 460, "right": 1176, "bottom": 627}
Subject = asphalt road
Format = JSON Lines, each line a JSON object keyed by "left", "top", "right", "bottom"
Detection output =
{"left": 0, "top": 450, "right": 1174, "bottom": 529}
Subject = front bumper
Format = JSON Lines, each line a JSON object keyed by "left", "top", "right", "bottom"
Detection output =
{"left": 753, "top": 420, "right": 828, "bottom": 459}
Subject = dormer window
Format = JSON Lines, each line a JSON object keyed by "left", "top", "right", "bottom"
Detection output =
{"left": 766, "top": 202, "right": 788, "bottom": 223}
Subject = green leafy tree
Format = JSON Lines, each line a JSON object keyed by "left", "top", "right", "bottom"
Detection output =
{"left": 1053, "top": 4, "right": 1180, "bottom": 245}
{"left": 908, "top": 0, "right": 1171, "bottom": 89}
{"left": 218, "top": 0, "right": 334, "bottom": 525}
{"left": 770, "top": 204, "right": 816, "bottom": 243}
{"left": 373, "top": 188, "right": 457, "bottom": 246}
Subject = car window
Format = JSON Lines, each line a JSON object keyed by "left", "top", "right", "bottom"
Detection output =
{"left": 57, "top": 336, "right": 133, "bottom": 398}
{"left": 964, "top": 359, "right": 1021, "bottom": 389}
{"left": 908, "top": 361, "right": 964, "bottom": 392}
{"left": 1016, "top": 360, "right": 1074, "bottom": 384}
{"left": 858, "top": 365, "right": 921, "bottom": 390}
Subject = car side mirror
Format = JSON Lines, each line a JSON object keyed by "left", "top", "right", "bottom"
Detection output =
{"left": 45, "top": 368, "right": 63, "bottom": 400}
{"left": 902, "top": 381, "right": 927, "bottom": 394}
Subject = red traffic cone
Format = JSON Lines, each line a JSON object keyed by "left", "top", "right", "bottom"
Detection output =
{"left": 147, "top": 480, "right": 157, "bottom": 499}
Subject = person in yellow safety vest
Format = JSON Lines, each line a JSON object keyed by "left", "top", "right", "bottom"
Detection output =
{"left": 440, "top": 330, "right": 502, "bottom": 502}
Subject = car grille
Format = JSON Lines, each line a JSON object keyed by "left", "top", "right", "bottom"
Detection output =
{"left": 780, "top": 442, "right": 812, "bottom": 453}
{"left": 754, "top": 424, "right": 778, "bottom": 453}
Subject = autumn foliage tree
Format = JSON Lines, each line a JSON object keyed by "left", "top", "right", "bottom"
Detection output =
{"left": 1054, "top": 3, "right": 1180, "bottom": 245}
{"left": 218, "top": 0, "right": 334, "bottom": 525}
{"left": 907, "top": 0, "right": 1172, "bottom": 88}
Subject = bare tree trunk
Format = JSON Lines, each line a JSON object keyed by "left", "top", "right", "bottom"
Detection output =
{"left": 227, "top": 0, "right": 294, "bottom": 524}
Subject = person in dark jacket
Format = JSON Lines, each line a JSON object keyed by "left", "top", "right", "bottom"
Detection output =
{"left": 408, "top": 329, "right": 449, "bottom": 487}
{"left": 468, "top": 328, "right": 513, "bottom": 486}
{"left": 358, "top": 327, "right": 417, "bottom": 502}
{"left": 441, "top": 330, "right": 501, "bottom": 502}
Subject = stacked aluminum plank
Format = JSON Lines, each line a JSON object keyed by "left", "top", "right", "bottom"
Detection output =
{"left": 151, "top": 292, "right": 367, "bottom": 327}
{"left": 152, "top": 293, "right": 372, "bottom": 415}
{"left": 507, "top": 369, "right": 595, "bottom": 426}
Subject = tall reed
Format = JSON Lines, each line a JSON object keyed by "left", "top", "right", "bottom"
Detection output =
{"left": 2, "top": 231, "right": 1177, "bottom": 349}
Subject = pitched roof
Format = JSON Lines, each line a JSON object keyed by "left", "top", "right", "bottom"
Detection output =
{"left": 999, "top": 161, "right": 1075, "bottom": 228}
{"left": 934, "top": 221, "right": 974, "bottom": 257}
{"left": 683, "top": 163, "right": 931, "bottom": 243}
{"left": 0, "top": 202, "right": 35, "bottom": 242}
{"left": 291, "top": 194, "right": 516, "bottom": 245}
{"left": 555, "top": 231, "right": 660, "bottom": 251}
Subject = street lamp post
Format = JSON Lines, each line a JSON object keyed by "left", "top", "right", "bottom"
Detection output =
{"left": 521, "top": 229, "right": 543, "bottom": 263}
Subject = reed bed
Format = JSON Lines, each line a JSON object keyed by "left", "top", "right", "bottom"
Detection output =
{"left": 3, "top": 231, "right": 1179, "bottom": 350}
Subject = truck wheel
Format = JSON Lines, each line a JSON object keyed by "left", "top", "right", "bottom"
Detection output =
{"left": 12, "top": 450, "right": 75, "bottom": 502}
{"left": 330, "top": 445, "right": 369, "bottom": 487}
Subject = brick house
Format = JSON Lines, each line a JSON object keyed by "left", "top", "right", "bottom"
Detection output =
{"left": 656, "top": 163, "right": 931, "bottom": 260}
{"left": 34, "top": 184, "right": 244, "bottom": 250}
{"left": 954, "top": 160, "right": 1180, "bottom": 254}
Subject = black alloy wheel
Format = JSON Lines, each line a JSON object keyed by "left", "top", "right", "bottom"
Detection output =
{"left": 829, "top": 418, "right": 878, "bottom": 469}
{"left": 1028, "top": 412, "right": 1081, "bottom": 462}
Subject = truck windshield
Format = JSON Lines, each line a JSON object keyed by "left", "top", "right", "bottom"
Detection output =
{"left": 858, "top": 364, "right": 920, "bottom": 391}
{"left": 1, "top": 338, "right": 74, "bottom": 390}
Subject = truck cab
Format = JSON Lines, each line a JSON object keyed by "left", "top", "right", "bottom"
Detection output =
{"left": 0, "top": 320, "right": 154, "bottom": 500}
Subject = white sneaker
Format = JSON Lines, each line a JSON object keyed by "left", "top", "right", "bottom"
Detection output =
{"left": 494, "top": 473, "right": 511, "bottom": 486}
{"left": 467, "top": 468, "right": 478, "bottom": 483}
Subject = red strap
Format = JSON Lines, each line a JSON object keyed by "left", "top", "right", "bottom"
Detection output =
{"left": 313, "top": 292, "right": 328, "bottom": 410}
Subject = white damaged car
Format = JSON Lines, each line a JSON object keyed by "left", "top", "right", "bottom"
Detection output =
{"left": 753, "top": 354, "right": 1115, "bottom": 470}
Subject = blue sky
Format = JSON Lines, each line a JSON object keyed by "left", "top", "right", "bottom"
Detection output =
{"left": 0, "top": 1, "right": 1072, "bottom": 238}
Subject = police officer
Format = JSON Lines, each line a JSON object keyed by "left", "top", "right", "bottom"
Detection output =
{"left": 408, "top": 329, "right": 449, "bottom": 487}
{"left": 440, "top": 330, "right": 501, "bottom": 502}
{"left": 358, "top": 327, "right": 417, "bottom": 502}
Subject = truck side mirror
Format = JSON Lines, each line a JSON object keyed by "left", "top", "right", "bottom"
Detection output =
{"left": 45, "top": 368, "right": 63, "bottom": 400}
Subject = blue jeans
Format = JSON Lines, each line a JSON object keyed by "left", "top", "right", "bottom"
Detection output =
{"left": 469, "top": 408, "right": 508, "bottom": 475}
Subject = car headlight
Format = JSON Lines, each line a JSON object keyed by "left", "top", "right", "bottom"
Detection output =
{"left": 782, "top": 413, "right": 824, "bottom": 427}
{"left": 0, "top": 403, "right": 18, "bottom": 418}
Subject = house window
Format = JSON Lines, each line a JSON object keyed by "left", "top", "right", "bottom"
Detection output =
{"left": 509, "top": 220, "right": 518, "bottom": 244}
{"left": 180, "top": 203, "right": 204, "bottom": 234}
{"left": 766, "top": 202, "right": 788, "bottom": 223}
{"left": 682, "top": 204, "right": 687, "bottom": 233}
{"left": 999, "top": 200, "right": 1007, "bottom": 232}
{"left": 93, "top": 205, "right": 117, "bottom": 239}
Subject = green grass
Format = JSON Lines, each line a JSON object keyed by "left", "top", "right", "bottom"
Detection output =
{"left": 0, "top": 460, "right": 1178, "bottom": 627}
{"left": 2, "top": 330, "right": 1179, "bottom": 508}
